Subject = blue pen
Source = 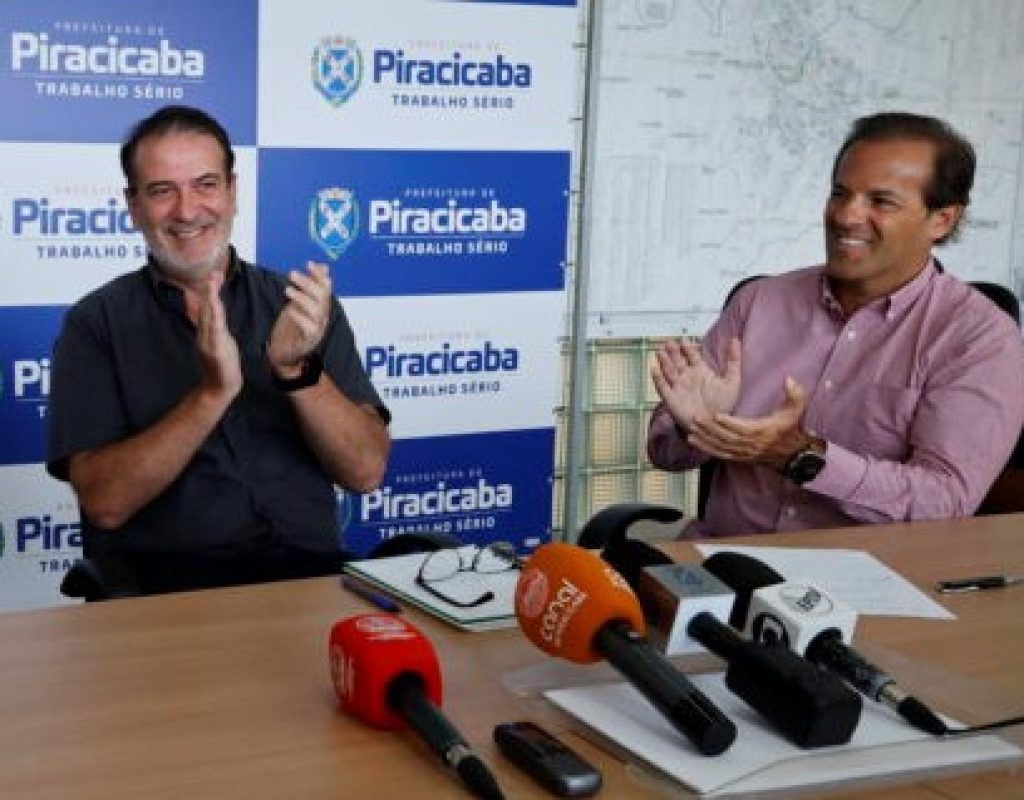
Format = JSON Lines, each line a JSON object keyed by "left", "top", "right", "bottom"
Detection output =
{"left": 341, "top": 576, "right": 401, "bottom": 612}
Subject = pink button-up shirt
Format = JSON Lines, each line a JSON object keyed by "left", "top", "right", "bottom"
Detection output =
{"left": 648, "top": 263, "right": 1024, "bottom": 537}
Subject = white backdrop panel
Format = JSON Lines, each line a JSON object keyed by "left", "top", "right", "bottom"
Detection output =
{"left": 258, "top": 0, "right": 577, "bottom": 151}
{"left": 0, "top": 143, "right": 259, "bottom": 306}
{"left": 344, "top": 290, "right": 562, "bottom": 439}
{"left": 0, "top": 464, "right": 81, "bottom": 612}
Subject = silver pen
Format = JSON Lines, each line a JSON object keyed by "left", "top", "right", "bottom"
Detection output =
{"left": 935, "top": 575, "right": 1024, "bottom": 593}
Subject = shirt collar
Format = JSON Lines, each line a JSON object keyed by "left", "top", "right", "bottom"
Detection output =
{"left": 144, "top": 246, "right": 243, "bottom": 294}
{"left": 817, "top": 258, "right": 938, "bottom": 322}
{"left": 883, "top": 258, "right": 937, "bottom": 319}
{"left": 818, "top": 273, "right": 844, "bottom": 321}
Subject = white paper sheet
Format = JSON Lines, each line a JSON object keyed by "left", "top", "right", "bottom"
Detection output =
{"left": 546, "top": 674, "right": 1020, "bottom": 797}
{"left": 695, "top": 545, "right": 955, "bottom": 619}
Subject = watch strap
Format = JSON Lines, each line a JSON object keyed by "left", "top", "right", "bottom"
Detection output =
{"left": 271, "top": 351, "right": 323, "bottom": 392}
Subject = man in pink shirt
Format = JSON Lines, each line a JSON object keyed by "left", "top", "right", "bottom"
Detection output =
{"left": 648, "top": 112, "right": 1024, "bottom": 537}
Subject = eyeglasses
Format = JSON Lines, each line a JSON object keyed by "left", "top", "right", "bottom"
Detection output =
{"left": 415, "top": 542, "right": 520, "bottom": 608}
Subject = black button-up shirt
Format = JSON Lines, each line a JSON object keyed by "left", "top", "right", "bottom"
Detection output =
{"left": 47, "top": 251, "right": 388, "bottom": 560}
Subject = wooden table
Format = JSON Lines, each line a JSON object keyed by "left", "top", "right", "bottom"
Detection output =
{"left": 1, "top": 514, "right": 1023, "bottom": 799}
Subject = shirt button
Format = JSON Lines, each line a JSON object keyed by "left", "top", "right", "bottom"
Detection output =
{"left": 847, "top": 330, "right": 857, "bottom": 340}
{"left": 824, "top": 379, "right": 833, "bottom": 390}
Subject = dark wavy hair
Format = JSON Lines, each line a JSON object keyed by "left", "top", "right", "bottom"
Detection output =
{"left": 120, "top": 105, "right": 235, "bottom": 191}
{"left": 831, "top": 112, "right": 975, "bottom": 244}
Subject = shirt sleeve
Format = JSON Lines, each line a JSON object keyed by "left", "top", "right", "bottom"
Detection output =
{"left": 46, "top": 306, "right": 129, "bottom": 481}
{"left": 321, "top": 299, "right": 390, "bottom": 425}
{"left": 806, "top": 312, "right": 1024, "bottom": 521}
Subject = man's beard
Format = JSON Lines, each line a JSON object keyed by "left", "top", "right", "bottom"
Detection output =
{"left": 147, "top": 227, "right": 232, "bottom": 284}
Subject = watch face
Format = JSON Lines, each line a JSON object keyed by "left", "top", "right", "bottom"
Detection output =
{"left": 788, "top": 451, "right": 826, "bottom": 485}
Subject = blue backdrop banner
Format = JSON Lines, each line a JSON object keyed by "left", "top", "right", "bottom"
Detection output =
{"left": 0, "top": 0, "right": 258, "bottom": 144}
{"left": 339, "top": 427, "right": 555, "bottom": 556}
{"left": 0, "top": 306, "right": 66, "bottom": 465}
{"left": 258, "top": 148, "right": 569, "bottom": 296}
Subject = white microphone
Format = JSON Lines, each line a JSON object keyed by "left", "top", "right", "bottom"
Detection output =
{"left": 744, "top": 579, "right": 857, "bottom": 654}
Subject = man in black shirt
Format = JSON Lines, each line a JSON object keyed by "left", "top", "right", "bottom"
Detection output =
{"left": 47, "top": 105, "right": 391, "bottom": 594}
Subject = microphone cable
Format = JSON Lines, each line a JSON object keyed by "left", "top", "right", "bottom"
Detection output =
{"left": 809, "top": 630, "right": 1024, "bottom": 737}
{"left": 937, "top": 714, "right": 1024, "bottom": 736}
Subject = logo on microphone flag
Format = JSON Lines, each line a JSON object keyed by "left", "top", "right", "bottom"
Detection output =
{"left": 778, "top": 584, "right": 833, "bottom": 615}
{"left": 750, "top": 611, "right": 791, "bottom": 648}
{"left": 515, "top": 565, "right": 549, "bottom": 619}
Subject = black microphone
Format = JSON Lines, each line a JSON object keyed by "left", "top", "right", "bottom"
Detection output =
{"left": 628, "top": 559, "right": 861, "bottom": 747}
{"left": 704, "top": 551, "right": 948, "bottom": 736}
{"left": 386, "top": 675, "right": 504, "bottom": 798}
{"left": 593, "top": 619, "right": 739, "bottom": 753}
{"left": 587, "top": 547, "right": 862, "bottom": 747}
{"left": 687, "top": 610, "right": 862, "bottom": 747}
{"left": 600, "top": 535, "right": 673, "bottom": 588}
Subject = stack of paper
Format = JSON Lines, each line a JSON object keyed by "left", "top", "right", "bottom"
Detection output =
{"left": 545, "top": 673, "right": 1021, "bottom": 797}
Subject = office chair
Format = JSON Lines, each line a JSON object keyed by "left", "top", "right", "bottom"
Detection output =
{"left": 970, "top": 281, "right": 1020, "bottom": 325}
{"left": 969, "top": 281, "right": 1024, "bottom": 514}
{"left": 59, "top": 551, "right": 140, "bottom": 602}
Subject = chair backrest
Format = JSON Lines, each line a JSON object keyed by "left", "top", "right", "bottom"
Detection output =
{"left": 969, "top": 281, "right": 1024, "bottom": 513}
{"left": 969, "top": 281, "right": 1020, "bottom": 325}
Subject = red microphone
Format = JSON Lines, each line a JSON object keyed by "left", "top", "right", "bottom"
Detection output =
{"left": 329, "top": 614, "right": 504, "bottom": 799}
{"left": 515, "top": 543, "right": 736, "bottom": 756}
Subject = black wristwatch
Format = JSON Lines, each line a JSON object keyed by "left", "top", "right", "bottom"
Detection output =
{"left": 782, "top": 439, "right": 827, "bottom": 485}
{"left": 271, "top": 352, "right": 323, "bottom": 392}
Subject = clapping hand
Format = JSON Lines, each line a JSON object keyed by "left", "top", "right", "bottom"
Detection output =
{"left": 196, "top": 269, "right": 242, "bottom": 403}
{"left": 267, "top": 262, "right": 333, "bottom": 379}
{"left": 651, "top": 336, "right": 742, "bottom": 431}
{"left": 688, "top": 376, "right": 810, "bottom": 469}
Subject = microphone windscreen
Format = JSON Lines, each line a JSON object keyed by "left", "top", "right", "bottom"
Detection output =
{"left": 702, "top": 551, "right": 784, "bottom": 628}
{"left": 329, "top": 613, "right": 443, "bottom": 730}
{"left": 601, "top": 538, "right": 672, "bottom": 588}
{"left": 515, "top": 542, "right": 645, "bottom": 664}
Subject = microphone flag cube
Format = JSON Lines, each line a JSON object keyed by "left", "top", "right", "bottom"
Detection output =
{"left": 745, "top": 580, "right": 857, "bottom": 654}
{"left": 637, "top": 563, "right": 735, "bottom": 655}
{"left": 329, "top": 613, "right": 443, "bottom": 730}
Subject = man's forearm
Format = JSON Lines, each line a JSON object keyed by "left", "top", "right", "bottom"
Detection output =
{"left": 801, "top": 439, "right": 981, "bottom": 523}
{"left": 69, "top": 387, "right": 231, "bottom": 530}
{"left": 288, "top": 375, "right": 390, "bottom": 492}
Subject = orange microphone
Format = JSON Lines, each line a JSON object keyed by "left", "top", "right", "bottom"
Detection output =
{"left": 515, "top": 543, "right": 736, "bottom": 756}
